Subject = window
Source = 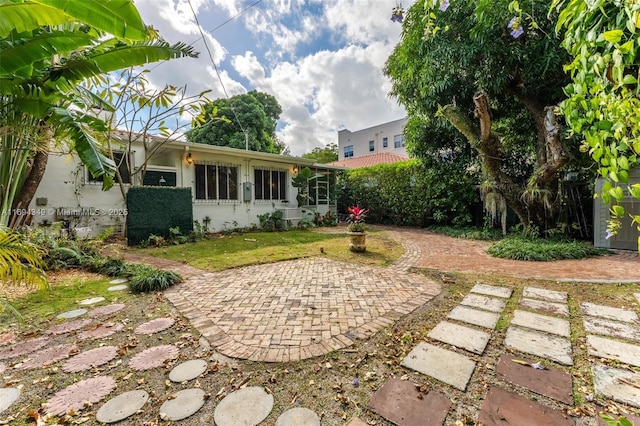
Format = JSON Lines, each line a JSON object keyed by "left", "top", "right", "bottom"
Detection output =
{"left": 382, "top": 137, "right": 388, "bottom": 148}
{"left": 254, "top": 169, "right": 286, "bottom": 201}
{"left": 394, "top": 134, "right": 405, "bottom": 148}
{"left": 369, "top": 140, "right": 375, "bottom": 152}
{"left": 344, "top": 145, "right": 354, "bottom": 158}
{"left": 88, "top": 152, "right": 130, "bottom": 184}
{"left": 195, "top": 163, "right": 238, "bottom": 200}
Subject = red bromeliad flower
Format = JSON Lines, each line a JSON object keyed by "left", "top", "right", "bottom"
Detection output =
{"left": 347, "top": 206, "right": 369, "bottom": 224}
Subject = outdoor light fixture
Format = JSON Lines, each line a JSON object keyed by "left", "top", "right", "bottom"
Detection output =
{"left": 186, "top": 153, "right": 193, "bottom": 164}
{"left": 293, "top": 165, "right": 299, "bottom": 173}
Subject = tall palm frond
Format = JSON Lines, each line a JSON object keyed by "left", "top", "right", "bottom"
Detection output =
{"left": 0, "top": 227, "right": 47, "bottom": 288}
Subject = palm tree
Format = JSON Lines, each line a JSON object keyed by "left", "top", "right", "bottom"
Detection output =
{"left": 0, "top": 0, "right": 199, "bottom": 226}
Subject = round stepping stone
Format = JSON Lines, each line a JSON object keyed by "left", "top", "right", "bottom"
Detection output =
{"left": 109, "top": 278, "right": 128, "bottom": 285}
{"left": 88, "top": 303, "right": 125, "bottom": 318}
{"left": 160, "top": 388, "right": 205, "bottom": 421}
{"left": 107, "top": 284, "right": 128, "bottom": 291}
{"left": 77, "top": 323, "right": 124, "bottom": 340}
{"left": 214, "top": 387, "right": 274, "bottom": 426}
{"left": 56, "top": 308, "right": 87, "bottom": 320}
{"left": 0, "top": 363, "right": 5, "bottom": 374}
{"left": 0, "top": 388, "right": 20, "bottom": 415}
{"left": 276, "top": 407, "right": 320, "bottom": 426}
{"left": 169, "top": 359, "right": 208, "bottom": 382}
{"left": 21, "top": 344, "right": 77, "bottom": 370}
{"left": 79, "top": 296, "right": 105, "bottom": 306}
{"left": 129, "top": 345, "right": 179, "bottom": 371}
{"left": 96, "top": 390, "right": 149, "bottom": 424}
{"left": 45, "top": 376, "right": 116, "bottom": 417}
{"left": 0, "top": 336, "right": 49, "bottom": 360}
{"left": 62, "top": 346, "right": 118, "bottom": 373}
{"left": 45, "top": 318, "right": 92, "bottom": 335}
{"left": 134, "top": 317, "right": 175, "bottom": 335}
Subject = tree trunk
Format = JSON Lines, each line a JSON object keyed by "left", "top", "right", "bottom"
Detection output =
{"left": 10, "top": 147, "right": 49, "bottom": 229}
{"left": 439, "top": 90, "right": 569, "bottom": 234}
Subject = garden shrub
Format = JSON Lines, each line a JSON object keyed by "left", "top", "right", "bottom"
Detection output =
{"left": 258, "top": 211, "right": 284, "bottom": 231}
{"left": 429, "top": 225, "right": 503, "bottom": 241}
{"left": 487, "top": 236, "right": 607, "bottom": 261}
{"left": 126, "top": 264, "right": 182, "bottom": 293}
{"left": 338, "top": 160, "right": 479, "bottom": 227}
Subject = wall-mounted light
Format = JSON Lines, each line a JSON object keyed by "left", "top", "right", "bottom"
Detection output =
{"left": 186, "top": 153, "right": 193, "bottom": 164}
{"left": 292, "top": 165, "right": 299, "bottom": 173}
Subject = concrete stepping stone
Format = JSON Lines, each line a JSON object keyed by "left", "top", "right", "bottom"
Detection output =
{"left": 581, "top": 302, "right": 639, "bottom": 323}
{"left": 79, "top": 296, "right": 105, "bottom": 305}
{"left": 592, "top": 365, "right": 640, "bottom": 409}
{"left": 169, "top": 359, "right": 208, "bottom": 382}
{"left": 401, "top": 342, "right": 476, "bottom": 391}
{"left": 584, "top": 316, "right": 640, "bottom": 342}
{"left": 107, "top": 284, "right": 128, "bottom": 291}
{"left": 109, "top": 278, "right": 128, "bottom": 285}
{"left": 45, "top": 318, "right": 92, "bottom": 335}
{"left": 78, "top": 322, "right": 124, "bottom": 340}
{"left": 478, "top": 386, "right": 573, "bottom": 425}
{"left": 134, "top": 317, "right": 175, "bottom": 335}
{"left": 428, "top": 321, "right": 490, "bottom": 355}
{"left": 214, "top": 386, "right": 274, "bottom": 426}
{"left": 519, "top": 298, "right": 569, "bottom": 317}
{"left": 0, "top": 336, "right": 49, "bottom": 360}
{"left": 45, "top": 375, "right": 116, "bottom": 416}
{"left": 275, "top": 407, "right": 320, "bottom": 426}
{"left": 129, "top": 345, "right": 179, "bottom": 371}
{"left": 346, "top": 418, "right": 368, "bottom": 426}
{"left": 88, "top": 303, "right": 125, "bottom": 318}
{"left": 55, "top": 308, "right": 87, "bottom": 320}
{"left": 470, "top": 283, "right": 512, "bottom": 299}
{"left": 511, "top": 310, "right": 571, "bottom": 338}
{"left": 21, "top": 344, "right": 77, "bottom": 370}
{"left": 368, "top": 378, "right": 451, "bottom": 426}
{"left": 96, "top": 390, "right": 149, "bottom": 423}
{"left": 635, "top": 293, "right": 640, "bottom": 305}
{"left": 160, "top": 388, "right": 206, "bottom": 421}
{"left": 460, "top": 294, "right": 506, "bottom": 313}
{"left": 505, "top": 327, "right": 573, "bottom": 366}
{"left": 496, "top": 354, "right": 573, "bottom": 405}
{"left": 587, "top": 335, "right": 640, "bottom": 367}
{"left": 447, "top": 305, "right": 500, "bottom": 329}
{"left": 523, "top": 287, "right": 568, "bottom": 303}
{"left": 0, "top": 388, "right": 20, "bottom": 414}
{"left": 62, "top": 346, "right": 118, "bottom": 372}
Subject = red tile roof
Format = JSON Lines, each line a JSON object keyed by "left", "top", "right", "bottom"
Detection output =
{"left": 329, "top": 152, "right": 410, "bottom": 169}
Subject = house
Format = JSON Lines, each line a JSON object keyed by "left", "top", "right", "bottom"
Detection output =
{"left": 29, "top": 132, "right": 345, "bottom": 237}
{"left": 337, "top": 117, "right": 409, "bottom": 161}
{"left": 593, "top": 167, "right": 640, "bottom": 251}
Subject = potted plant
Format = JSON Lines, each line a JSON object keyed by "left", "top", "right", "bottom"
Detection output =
{"left": 346, "top": 206, "right": 369, "bottom": 252}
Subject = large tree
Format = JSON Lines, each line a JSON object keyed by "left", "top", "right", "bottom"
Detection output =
{"left": 302, "top": 143, "right": 338, "bottom": 164}
{"left": 0, "top": 0, "right": 198, "bottom": 226}
{"left": 385, "top": 0, "right": 579, "bottom": 234}
{"left": 187, "top": 90, "right": 284, "bottom": 154}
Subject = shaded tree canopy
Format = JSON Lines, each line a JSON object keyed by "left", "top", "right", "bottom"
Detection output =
{"left": 187, "top": 90, "right": 284, "bottom": 154}
{"left": 302, "top": 143, "right": 338, "bottom": 163}
{"left": 385, "top": 0, "right": 586, "bottom": 234}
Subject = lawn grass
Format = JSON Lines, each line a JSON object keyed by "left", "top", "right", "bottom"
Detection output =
{"left": 132, "top": 229, "right": 404, "bottom": 271}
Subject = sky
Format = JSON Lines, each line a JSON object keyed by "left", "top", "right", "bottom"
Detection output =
{"left": 133, "top": 0, "right": 412, "bottom": 156}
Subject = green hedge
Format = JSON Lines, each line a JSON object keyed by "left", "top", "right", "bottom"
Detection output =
{"left": 126, "top": 187, "right": 193, "bottom": 245}
{"left": 338, "top": 160, "right": 480, "bottom": 227}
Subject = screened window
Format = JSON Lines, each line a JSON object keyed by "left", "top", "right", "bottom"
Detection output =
{"left": 195, "top": 163, "right": 238, "bottom": 200}
{"left": 369, "top": 140, "right": 375, "bottom": 152}
{"left": 88, "top": 152, "right": 130, "bottom": 184}
{"left": 394, "top": 134, "right": 405, "bottom": 148}
{"left": 254, "top": 169, "right": 287, "bottom": 201}
{"left": 344, "top": 145, "right": 354, "bottom": 158}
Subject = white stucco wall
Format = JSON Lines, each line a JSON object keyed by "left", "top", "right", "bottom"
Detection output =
{"left": 337, "top": 117, "right": 408, "bottom": 160}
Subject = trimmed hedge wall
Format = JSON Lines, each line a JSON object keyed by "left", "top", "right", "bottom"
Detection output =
{"left": 126, "top": 187, "right": 193, "bottom": 245}
{"left": 337, "top": 160, "right": 481, "bottom": 227}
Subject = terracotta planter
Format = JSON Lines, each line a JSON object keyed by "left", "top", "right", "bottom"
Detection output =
{"left": 348, "top": 232, "right": 366, "bottom": 252}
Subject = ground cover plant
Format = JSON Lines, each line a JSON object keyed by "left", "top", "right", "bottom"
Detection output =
{"left": 133, "top": 228, "right": 404, "bottom": 271}
{"left": 487, "top": 236, "right": 608, "bottom": 261}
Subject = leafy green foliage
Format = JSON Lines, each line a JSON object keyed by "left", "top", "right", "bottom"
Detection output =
{"left": 0, "top": 227, "right": 47, "bottom": 288}
{"left": 125, "top": 264, "right": 182, "bottom": 294}
{"left": 188, "top": 90, "right": 284, "bottom": 153}
{"left": 338, "top": 160, "right": 478, "bottom": 227}
{"left": 302, "top": 143, "right": 338, "bottom": 163}
{"left": 551, "top": 0, "right": 640, "bottom": 242}
{"left": 429, "top": 225, "right": 503, "bottom": 241}
{"left": 487, "top": 236, "right": 606, "bottom": 261}
{"left": 258, "top": 211, "right": 285, "bottom": 231}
